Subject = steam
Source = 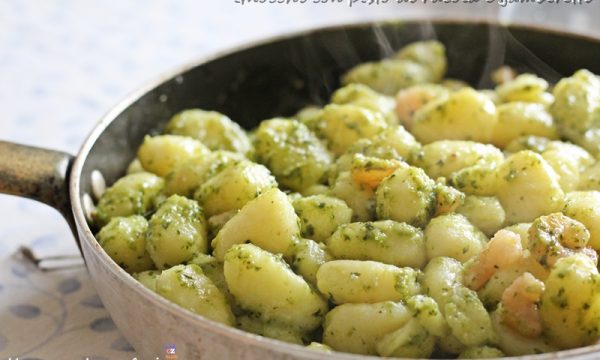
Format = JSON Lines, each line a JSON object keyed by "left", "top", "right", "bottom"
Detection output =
{"left": 477, "top": 26, "right": 509, "bottom": 89}
{"left": 497, "top": 27, "right": 563, "bottom": 84}
{"left": 372, "top": 24, "right": 395, "bottom": 59}
{"left": 290, "top": 16, "right": 580, "bottom": 111}
{"left": 367, "top": 20, "right": 565, "bottom": 90}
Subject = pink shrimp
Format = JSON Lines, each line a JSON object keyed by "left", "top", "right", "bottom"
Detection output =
{"left": 395, "top": 85, "right": 448, "bottom": 130}
{"left": 500, "top": 272, "right": 545, "bottom": 338}
{"left": 463, "top": 230, "right": 524, "bottom": 291}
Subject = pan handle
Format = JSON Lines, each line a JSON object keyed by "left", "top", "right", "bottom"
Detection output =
{"left": 0, "top": 141, "right": 79, "bottom": 248}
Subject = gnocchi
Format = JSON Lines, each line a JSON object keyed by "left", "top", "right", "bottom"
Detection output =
{"left": 145, "top": 195, "right": 208, "bottom": 269}
{"left": 223, "top": 243, "right": 327, "bottom": 332}
{"left": 253, "top": 118, "right": 332, "bottom": 192}
{"left": 165, "top": 109, "right": 253, "bottom": 156}
{"left": 137, "top": 134, "right": 210, "bottom": 177}
{"left": 92, "top": 40, "right": 600, "bottom": 358}
{"left": 211, "top": 188, "right": 300, "bottom": 261}
{"left": 326, "top": 220, "right": 426, "bottom": 268}
{"left": 316, "top": 260, "right": 421, "bottom": 304}
{"left": 155, "top": 264, "right": 234, "bottom": 325}
{"left": 292, "top": 194, "right": 352, "bottom": 243}
{"left": 194, "top": 159, "right": 277, "bottom": 216}
{"left": 96, "top": 215, "right": 153, "bottom": 273}
{"left": 93, "top": 172, "right": 164, "bottom": 226}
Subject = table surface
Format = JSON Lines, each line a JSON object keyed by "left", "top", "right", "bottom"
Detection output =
{"left": 1, "top": 1, "right": 598, "bottom": 359}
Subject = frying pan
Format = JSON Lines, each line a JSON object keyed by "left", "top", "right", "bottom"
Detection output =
{"left": 1, "top": 20, "right": 599, "bottom": 359}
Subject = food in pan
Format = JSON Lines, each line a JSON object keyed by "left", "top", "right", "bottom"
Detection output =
{"left": 91, "top": 40, "right": 600, "bottom": 358}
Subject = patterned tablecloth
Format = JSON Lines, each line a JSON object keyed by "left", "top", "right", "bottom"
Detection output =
{"left": 0, "top": 1, "right": 597, "bottom": 359}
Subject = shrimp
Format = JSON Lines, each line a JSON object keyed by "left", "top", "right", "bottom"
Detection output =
{"left": 395, "top": 85, "right": 449, "bottom": 130}
{"left": 528, "top": 212, "right": 596, "bottom": 269}
{"left": 463, "top": 229, "right": 524, "bottom": 291}
{"left": 350, "top": 156, "right": 404, "bottom": 191}
{"left": 351, "top": 166, "right": 399, "bottom": 191}
{"left": 500, "top": 272, "right": 545, "bottom": 338}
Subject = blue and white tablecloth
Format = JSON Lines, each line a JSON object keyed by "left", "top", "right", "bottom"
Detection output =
{"left": 0, "top": 1, "right": 598, "bottom": 358}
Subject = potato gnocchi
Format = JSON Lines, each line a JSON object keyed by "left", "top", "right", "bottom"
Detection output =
{"left": 93, "top": 40, "right": 600, "bottom": 358}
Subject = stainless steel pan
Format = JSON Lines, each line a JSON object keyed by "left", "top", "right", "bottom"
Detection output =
{"left": 1, "top": 20, "right": 599, "bottom": 359}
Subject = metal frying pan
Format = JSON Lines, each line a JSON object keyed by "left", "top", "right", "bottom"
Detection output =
{"left": 1, "top": 20, "right": 599, "bottom": 359}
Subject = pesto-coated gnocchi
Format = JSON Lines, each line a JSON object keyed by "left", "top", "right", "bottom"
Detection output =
{"left": 165, "top": 109, "right": 253, "bottom": 156}
{"left": 540, "top": 254, "right": 600, "bottom": 349}
{"left": 375, "top": 318, "right": 435, "bottom": 358}
{"left": 126, "top": 158, "right": 144, "bottom": 174}
{"left": 504, "top": 134, "right": 552, "bottom": 154}
{"left": 394, "top": 40, "right": 446, "bottom": 83}
{"left": 341, "top": 40, "right": 446, "bottom": 97}
{"left": 563, "top": 191, "right": 600, "bottom": 250}
{"left": 449, "top": 163, "right": 498, "bottom": 196}
{"left": 405, "top": 295, "right": 446, "bottom": 337}
{"left": 317, "top": 104, "right": 388, "bottom": 156}
{"left": 223, "top": 243, "right": 327, "bottom": 332}
{"left": 155, "top": 264, "right": 234, "bottom": 325}
{"left": 444, "top": 285, "right": 497, "bottom": 347}
{"left": 163, "top": 150, "right": 244, "bottom": 197}
{"left": 187, "top": 253, "right": 239, "bottom": 313}
{"left": 93, "top": 172, "right": 164, "bottom": 226}
{"left": 551, "top": 70, "right": 600, "bottom": 155}
{"left": 458, "top": 346, "right": 504, "bottom": 359}
{"left": 96, "top": 215, "right": 153, "bottom": 273}
{"left": 579, "top": 161, "right": 600, "bottom": 190}
{"left": 292, "top": 195, "right": 352, "bottom": 243}
{"left": 194, "top": 159, "right": 277, "bottom": 216}
{"left": 424, "top": 213, "right": 488, "bottom": 263}
{"left": 237, "top": 315, "right": 306, "bottom": 345}
{"left": 422, "top": 256, "right": 463, "bottom": 309}
{"left": 292, "top": 238, "right": 332, "bottom": 285}
{"left": 411, "top": 88, "right": 498, "bottom": 144}
{"left": 323, "top": 301, "right": 412, "bottom": 355}
{"left": 496, "top": 150, "right": 565, "bottom": 223}
{"left": 492, "top": 102, "right": 558, "bottom": 148}
{"left": 542, "top": 149, "right": 582, "bottom": 192}
{"left": 411, "top": 140, "right": 503, "bottom": 179}
{"left": 132, "top": 270, "right": 160, "bottom": 292}
{"left": 496, "top": 73, "right": 551, "bottom": 104}
{"left": 326, "top": 220, "right": 426, "bottom": 268}
{"left": 94, "top": 40, "right": 600, "bottom": 358}
{"left": 145, "top": 195, "right": 208, "bottom": 269}
{"left": 331, "top": 83, "right": 397, "bottom": 124}
{"left": 342, "top": 60, "right": 433, "bottom": 96}
{"left": 253, "top": 118, "right": 332, "bottom": 192}
{"left": 457, "top": 195, "right": 506, "bottom": 237}
{"left": 375, "top": 165, "right": 436, "bottom": 227}
{"left": 212, "top": 188, "right": 300, "bottom": 261}
{"left": 374, "top": 125, "right": 421, "bottom": 160}
{"left": 316, "top": 260, "right": 421, "bottom": 304}
{"left": 137, "top": 134, "right": 210, "bottom": 177}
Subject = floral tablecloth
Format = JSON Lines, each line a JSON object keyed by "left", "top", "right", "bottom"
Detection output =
{"left": 0, "top": 1, "right": 597, "bottom": 359}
